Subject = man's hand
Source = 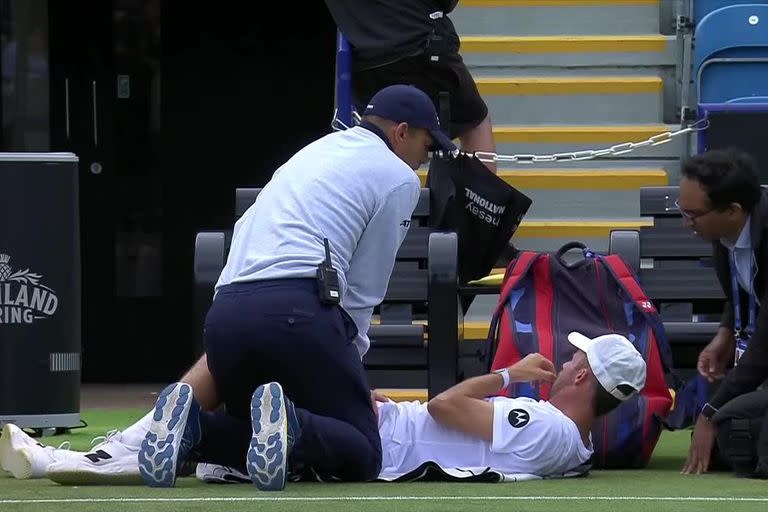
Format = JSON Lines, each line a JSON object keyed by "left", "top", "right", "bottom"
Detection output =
{"left": 508, "top": 353, "right": 557, "bottom": 384}
{"left": 698, "top": 328, "right": 735, "bottom": 382}
{"left": 681, "top": 415, "right": 717, "bottom": 474}
{"left": 371, "top": 389, "right": 391, "bottom": 416}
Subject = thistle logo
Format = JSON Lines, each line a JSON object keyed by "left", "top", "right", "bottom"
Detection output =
{"left": 0, "top": 253, "right": 58, "bottom": 324}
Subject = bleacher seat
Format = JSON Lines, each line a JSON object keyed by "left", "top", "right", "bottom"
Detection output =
{"left": 694, "top": 0, "right": 768, "bottom": 25}
{"left": 695, "top": 4, "right": 768, "bottom": 104}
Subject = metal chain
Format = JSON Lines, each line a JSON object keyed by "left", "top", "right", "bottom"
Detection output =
{"left": 330, "top": 109, "right": 362, "bottom": 132}
{"left": 459, "top": 118, "right": 710, "bottom": 164}
{"left": 332, "top": 112, "right": 710, "bottom": 165}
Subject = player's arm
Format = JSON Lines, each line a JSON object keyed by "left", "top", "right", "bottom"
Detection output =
{"left": 426, "top": 354, "right": 556, "bottom": 441}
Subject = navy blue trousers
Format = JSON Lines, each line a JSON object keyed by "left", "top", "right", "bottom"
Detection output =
{"left": 198, "top": 279, "right": 382, "bottom": 481}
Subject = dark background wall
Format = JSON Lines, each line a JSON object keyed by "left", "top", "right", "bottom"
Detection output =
{"left": 158, "top": 2, "right": 337, "bottom": 380}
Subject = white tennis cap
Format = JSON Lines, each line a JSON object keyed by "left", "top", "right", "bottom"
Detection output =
{"left": 567, "top": 332, "right": 647, "bottom": 401}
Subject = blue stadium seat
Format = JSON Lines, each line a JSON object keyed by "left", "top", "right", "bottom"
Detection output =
{"left": 694, "top": 0, "right": 768, "bottom": 24}
{"left": 728, "top": 96, "right": 768, "bottom": 103}
{"left": 695, "top": 4, "right": 768, "bottom": 103}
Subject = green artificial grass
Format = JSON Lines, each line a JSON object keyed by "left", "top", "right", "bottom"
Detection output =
{"left": 1, "top": 409, "right": 767, "bottom": 512}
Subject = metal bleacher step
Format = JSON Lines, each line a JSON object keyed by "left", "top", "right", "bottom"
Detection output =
{"left": 460, "top": 35, "right": 676, "bottom": 69}
{"left": 506, "top": 169, "right": 667, "bottom": 218}
{"left": 417, "top": 168, "right": 668, "bottom": 189}
{"left": 494, "top": 168, "right": 667, "bottom": 189}
{"left": 452, "top": 0, "right": 661, "bottom": 36}
{"left": 492, "top": 123, "right": 683, "bottom": 159}
{"left": 486, "top": 160, "right": 681, "bottom": 180}
{"left": 514, "top": 219, "right": 652, "bottom": 253}
{"left": 417, "top": 168, "right": 667, "bottom": 188}
{"left": 516, "top": 218, "right": 651, "bottom": 238}
{"left": 477, "top": 76, "right": 663, "bottom": 124}
{"left": 417, "top": 168, "right": 668, "bottom": 218}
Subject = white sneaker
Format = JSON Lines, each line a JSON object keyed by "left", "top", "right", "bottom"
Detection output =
{"left": 1, "top": 424, "right": 40, "bottom": 473}
{"left": 0, "top": 424, "right": 76, "bottom": 479}
{"left": 196, "top": 463, "right": 250, "bottom": 484}
{"left": 46, "top": 433, "right": 140, "bottom": 486}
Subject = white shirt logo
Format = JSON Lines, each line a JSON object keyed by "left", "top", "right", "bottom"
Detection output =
{"left": 507, "top": 408, "right": 530, "bottom": 428}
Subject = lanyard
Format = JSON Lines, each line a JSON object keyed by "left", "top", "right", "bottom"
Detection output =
{"left": 730, "top": 252, "right": 756, "bottom": 339}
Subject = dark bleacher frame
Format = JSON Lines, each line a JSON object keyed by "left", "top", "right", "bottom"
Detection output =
{"left": 610, "top": 185, "right": 725, "bottom": 369}
{"left": 194, "top": 187, "right": 461, "bottom": 399}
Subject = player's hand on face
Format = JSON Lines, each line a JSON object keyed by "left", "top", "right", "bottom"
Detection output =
{"left": 508, "top": 353, "right": 557, "bottom": 384}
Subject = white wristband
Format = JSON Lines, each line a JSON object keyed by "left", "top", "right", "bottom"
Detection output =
{"left": 494, "top": 368, "right": 511, "bottom": 389}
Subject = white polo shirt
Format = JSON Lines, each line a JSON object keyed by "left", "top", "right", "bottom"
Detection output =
{"left": 376, "top": 397, "right": 593, "bottom": 480}
{"left": 215, "top": 126, "right": 421, "bottom": 356}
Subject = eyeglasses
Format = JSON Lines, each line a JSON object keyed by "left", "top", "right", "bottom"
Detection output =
{"left": 674, "top": 199, "right": 714, "bottom": 221}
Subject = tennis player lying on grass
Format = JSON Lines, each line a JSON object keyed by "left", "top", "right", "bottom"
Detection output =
{"left": 0, "top": 331, "right": 645, "bottom": 485}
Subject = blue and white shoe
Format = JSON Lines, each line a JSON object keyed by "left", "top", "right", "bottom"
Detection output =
{"left": 195, "top": 463, "right": 250, "bottom": 484}
{"left": 138, "top": 382, "right": 201, "bottom": 488}
{"left": 246, "top": 382, "right": 302, "bottom": 491}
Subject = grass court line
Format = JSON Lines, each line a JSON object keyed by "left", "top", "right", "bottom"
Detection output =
{"left": 2, "top": 496, "right": 768, "bottom": 504}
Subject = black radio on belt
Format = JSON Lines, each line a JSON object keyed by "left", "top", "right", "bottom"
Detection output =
{"left": 317, "top": 238, "right": 340, "bottom": 305}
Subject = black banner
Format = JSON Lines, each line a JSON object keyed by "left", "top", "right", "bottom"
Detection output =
{"left": 0, "top": 153, "right": 81, "bottom": 428}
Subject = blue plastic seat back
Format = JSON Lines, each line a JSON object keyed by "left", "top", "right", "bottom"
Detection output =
{"left": 695, "top": 4, "right": 768, "bottom": 103}
{"left": 694, "top": 0, "right": 768, "bottom": 24}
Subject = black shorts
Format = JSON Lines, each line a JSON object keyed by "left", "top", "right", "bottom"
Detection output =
{"left": 352, "top": 52, "right": 489, "bottom": 140}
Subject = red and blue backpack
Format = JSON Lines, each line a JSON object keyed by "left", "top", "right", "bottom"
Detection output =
{"left": 484, "top": 242, "right": 675, "bottom": 469}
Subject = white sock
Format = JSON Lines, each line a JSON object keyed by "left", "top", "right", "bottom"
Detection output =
{"left": 119, "top": 411, "right": 154, "bottom": 449}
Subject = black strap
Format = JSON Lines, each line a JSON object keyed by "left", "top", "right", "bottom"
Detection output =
{"left": 438, "top": 90, "right": 451, "bottom": 137}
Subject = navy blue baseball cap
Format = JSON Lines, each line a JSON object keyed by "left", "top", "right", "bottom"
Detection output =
{"left": 363, "top": 84, "right": 457, "bottom": 152}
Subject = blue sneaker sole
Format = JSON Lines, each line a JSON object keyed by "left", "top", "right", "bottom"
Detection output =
{"left": 247, "top": 382, "right": 287, "bottom": 491}
{"left": 138, "top": 383, "right": 193, "bottom": 488}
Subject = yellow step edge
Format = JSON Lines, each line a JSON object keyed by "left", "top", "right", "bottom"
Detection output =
{"left": 377, "top": 388, "right": 674, "bottom": 408}
{"left": 460, "top": 0, "right": 659, "bottom": 6}
{"left": 461, "top": 35, "right": 668, "bottom": 54}
{"left": 376, "top": 389, "right": 428, "bottom": 402}
{"left": 475, "top": 76, "right": 663, "bottom": 95}
{"left": 416, "top": 169, "right": 668, "bottom": 189}
{"left": 493, "top": 124, "right": 669, "bottom": 144}
{"left": 517, "top": 219, "right": 653, "bottom": 238}
{"left": 499, "top": 169, "right": 668, "bottom": 189}
{"left": 465, "top": 320, "right": 493, "bottom": 340}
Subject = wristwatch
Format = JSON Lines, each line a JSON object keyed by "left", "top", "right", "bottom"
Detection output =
{"left": 700, "top": 402, "right": 719, "bottom": 421}
{"left": 494, "top": 368, "right": 511, "bottom": 389}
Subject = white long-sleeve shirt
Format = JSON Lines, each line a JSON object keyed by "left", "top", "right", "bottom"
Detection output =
{"left": 215, "top": 125, "right": 421, "bottom": 356}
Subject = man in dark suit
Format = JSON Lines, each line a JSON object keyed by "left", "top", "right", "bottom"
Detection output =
{"left": 678, "top": 149, "right": 768, "bottom": 477}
